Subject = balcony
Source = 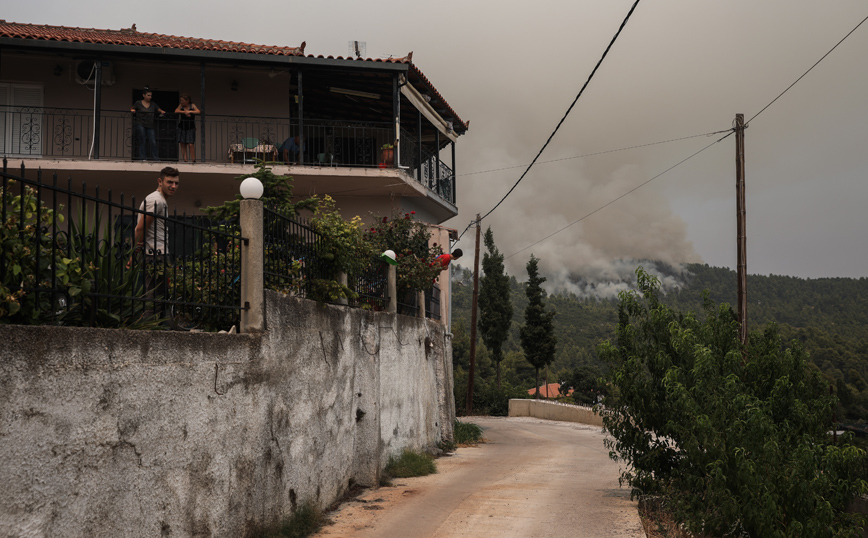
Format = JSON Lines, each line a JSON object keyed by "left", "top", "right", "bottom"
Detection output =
{"left": 0, "top": 106, "right": 455, "bottom": 206}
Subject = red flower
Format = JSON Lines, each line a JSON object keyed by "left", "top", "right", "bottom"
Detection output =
{"left": 410, "top": 211, "right": 415, "bottom": 214}
{"left": 382, "top": 217, "right": 388, "bottom": 223}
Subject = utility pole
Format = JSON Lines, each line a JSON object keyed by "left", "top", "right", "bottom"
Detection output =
{"left": 465, "top": 215, "right": 482, "bottom": 416}
{"left": 735, "top": 113, "right": 748, "bottom": 347}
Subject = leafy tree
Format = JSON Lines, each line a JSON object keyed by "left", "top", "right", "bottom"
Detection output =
{"left": 600, "top": 268, "right": 868, "bottom": 537}
{"left": 478, "top": 227, "right": 513, "bottom": 389}
{"left": 520, "top": 255, "right": 557, "bottom": 398}
{"left": 363, "top": 209, "right": 442, "bottom": 298}
{"left": 203, "top": 160, "right": 318, "bottom": 223}
{"left": 561, "top": 365, "right": 604, "bottom": 405}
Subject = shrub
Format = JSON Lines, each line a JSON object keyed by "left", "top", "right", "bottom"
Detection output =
{"left": 256, "top": 501, "right": 324, "bottom": 538}
{"left": 383, "top": 449, "right": 436, "bottom": 479}
{"left": 454, "top": 420, "right": 483, "bottom": 445}
{"left": 601, "top": 268, "right": 868, "bottom": 537}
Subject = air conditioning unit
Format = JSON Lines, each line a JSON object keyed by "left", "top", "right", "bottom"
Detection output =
{"left": 75, "top": 60, "right": 116, "bottom": 86}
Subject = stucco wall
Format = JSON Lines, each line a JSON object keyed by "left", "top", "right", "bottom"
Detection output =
{"left": 0, "top": 291, "right": 454, "bottom": 538}
{"left": 508, "top": 399, "right": 603, "bottom": 427}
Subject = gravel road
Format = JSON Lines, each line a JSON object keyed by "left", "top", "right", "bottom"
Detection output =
{"left": 313, "top": 416, "right": 646, "bottom": 538}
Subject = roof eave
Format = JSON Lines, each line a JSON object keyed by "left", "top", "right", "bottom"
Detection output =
{"left": 0, "top": 37, "right": 410, "bottom": 72}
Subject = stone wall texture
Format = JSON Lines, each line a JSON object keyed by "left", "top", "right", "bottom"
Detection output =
{"left": 0, "top": 291, "right": 454, "bottom": 538}
{"left": 508, "top": 399, "right": 603, "bottom": 427}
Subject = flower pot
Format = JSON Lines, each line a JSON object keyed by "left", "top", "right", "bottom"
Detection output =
{"left": 380, "top": 148, "right": 394, "bottom": 166}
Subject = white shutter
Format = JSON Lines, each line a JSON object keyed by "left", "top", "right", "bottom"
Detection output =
{"left": 9, "top": 85, "right": 43, "bottom": 157}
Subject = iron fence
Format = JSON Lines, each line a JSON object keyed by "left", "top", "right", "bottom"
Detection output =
{"left": 399, "top": 128, "right": 455, "bottom": 205}
{"left": 262, "top": 206, "right": 322, "bottom": 299}
{"left": 0, "top": 160, "right": 243, "bottom": 330}
{"left": 0, "top": 107, "right": 455, "bottom": 205}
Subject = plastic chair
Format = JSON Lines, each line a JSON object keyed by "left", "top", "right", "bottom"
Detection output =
{"left": 241, "top": 137, "right": 259, "bottom": 163}
{"left": 317, "top": 152, "right": 335, "bottom": 167}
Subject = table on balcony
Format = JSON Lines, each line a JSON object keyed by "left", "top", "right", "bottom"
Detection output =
{"left": 228, "top": 143, "right": 278, "bottom": 164}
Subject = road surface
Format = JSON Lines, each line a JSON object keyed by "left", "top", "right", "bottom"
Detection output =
{"left": 313, "top": 416, "right": 646, "bottom": 538}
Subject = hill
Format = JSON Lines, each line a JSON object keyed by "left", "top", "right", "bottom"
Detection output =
{"left": 450, "top": 262, "right": 868, "bottom": 419}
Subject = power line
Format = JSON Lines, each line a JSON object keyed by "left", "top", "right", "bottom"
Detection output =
{"left": 747, "top": 11, "right": 868, "bottom": 125}
{"left": 457, "top": 0, "right": 644, "bottom": 241}
{"left": 495, "top": 9, "right": 868, "bottom": 259}
{"left": 504, "top": 130, "right": 733, "bottom": 260}
{"left": 460, "top": 130, "right": 731, "bottom": 178}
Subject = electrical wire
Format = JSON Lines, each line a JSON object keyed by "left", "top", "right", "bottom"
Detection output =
{"left": 747, "top": 11, "right": 868, "bottom": 125}
{"left": 460, "top": 130, "right": 731, "bottom": 178}
{"left": 504, "top": 130, "right": 734, "bottom": 260}
{"left": 457, "top": 0, "right": 644, "bottom": 241}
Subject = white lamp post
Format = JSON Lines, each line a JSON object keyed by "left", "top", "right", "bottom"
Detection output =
{"left": 239, "top": 177, "right": 264, "bottom": 200}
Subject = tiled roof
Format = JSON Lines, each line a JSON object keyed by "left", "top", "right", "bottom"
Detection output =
{"left": 0, "top": 21, "right": 468, "bottom": 132}
{"left": 527, "top": 383, "right": 573, "bottom": 399}
{"left": 0, "top": 20, "right": 306, "bottom": 56}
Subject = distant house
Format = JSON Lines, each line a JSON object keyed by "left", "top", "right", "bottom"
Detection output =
{"left": 0, "top": 20, "right": 468, "bottom": 320}
{"left": 528, "top": 383, "right": 573, "bottom": 399}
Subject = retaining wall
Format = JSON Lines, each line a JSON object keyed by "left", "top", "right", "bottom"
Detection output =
{"left": 0, "top": 290, "right": 454, "bottom": 537}
{"left": 508, "top": 399, "right": 603, "bottom": 427}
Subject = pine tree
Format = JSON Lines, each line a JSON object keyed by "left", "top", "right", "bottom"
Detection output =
{"left": 520, "top": 255, "right": 557, "bottom": 398}
{"left": 478, "top": 227, "right": 513, "bottom": 389}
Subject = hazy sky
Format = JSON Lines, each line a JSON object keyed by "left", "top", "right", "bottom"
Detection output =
{"left": 7, "top": 1, "right": 868, "bottom": 280}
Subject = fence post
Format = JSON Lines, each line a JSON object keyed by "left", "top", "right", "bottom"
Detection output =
{"left": 240, "top": 199, "right": 264, "bottom": 333}
{"left": 387, "top": 265, "right": 397, "bottom": 314}
{"left": 338, "top": 272, "right": 348, "bottom": 306}
{"left": 417, "top": 290, "right": 426, "bottom": 318}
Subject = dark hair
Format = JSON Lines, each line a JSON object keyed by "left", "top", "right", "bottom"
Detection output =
{"left": 180, "top": 93, "right": 192, "bottom": 103}
{"left": 452, "top": 248, "right": 463, "bottom": 259}
{"left": 160, "top": 166, "right": 180, "bottom": 178}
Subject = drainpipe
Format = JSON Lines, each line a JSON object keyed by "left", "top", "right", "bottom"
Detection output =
{"left": 92, "top": 61, "right": 102, "bottom": 159}
{"left": 298, "top": 70, "right": 304, "bottom": 165}
{"left": 200, "top": 62, "right": 206, "bottom": 163}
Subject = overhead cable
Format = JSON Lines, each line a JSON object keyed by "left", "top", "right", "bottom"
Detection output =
{"left": 504, "top": 130, "right": 734, "bottom": 260}
{"left": 457, "top": 0, "right": 644, "bottom": 241}
{"left": 747, "top": 11, "right": 868, "bottom": 125}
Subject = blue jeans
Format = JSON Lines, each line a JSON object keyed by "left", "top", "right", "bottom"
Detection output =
{"left": 134, "top": 123, "right": 159, "bottom": 160}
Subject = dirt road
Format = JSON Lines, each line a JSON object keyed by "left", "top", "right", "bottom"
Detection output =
{"left": 313, "top": 416, "right": 646, "bottom": 538}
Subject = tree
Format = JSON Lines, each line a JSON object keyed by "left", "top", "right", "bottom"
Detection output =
{"left": 478, "top": 227, "right": 513, "bottom": 389}
{"left": 519, "top": 255, "right": 557, "bottom": 398}
{"left": 600, "top": 268, "right": 868, "bottom": 537}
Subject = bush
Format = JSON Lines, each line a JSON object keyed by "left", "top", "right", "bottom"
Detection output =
{"left": 454, "top": 420, "right": 483, "bottom": 445}
{"left": 383, "top": 449, "right": 436, "bottom": 479}
{"left": 256, "top": 501, "right": 324, "bottom": 538}
{"left": 601, "top": 268, "right": 868, "bottom": 537}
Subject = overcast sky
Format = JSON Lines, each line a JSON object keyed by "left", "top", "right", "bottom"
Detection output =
{"left": 7, "top": 0, "right": 868, "bottom": 281}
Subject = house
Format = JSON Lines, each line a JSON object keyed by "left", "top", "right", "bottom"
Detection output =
{"left": 0, "top": 20, "right": 468, "bottom": 320}
{"left": 527, "top": 382, "right": 573, "bottom": 399}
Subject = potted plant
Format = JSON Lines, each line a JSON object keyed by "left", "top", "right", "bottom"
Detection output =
{"left": 380, "top": 142, "right": 395, "bottom": 168}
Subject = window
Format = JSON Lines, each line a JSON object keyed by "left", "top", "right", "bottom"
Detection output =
{"left": 0, "top": 83, "right": 44, "bottom": 157}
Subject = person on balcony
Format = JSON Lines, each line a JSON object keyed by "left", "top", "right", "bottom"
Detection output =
{"left": 131, "top": 90, "right": 166, "bottom": 161}
{"left": 278, "top": 135, "right": 303, "bottom": 164}
{"left": 174, "top": 94, "right": 200, "bottom": 163}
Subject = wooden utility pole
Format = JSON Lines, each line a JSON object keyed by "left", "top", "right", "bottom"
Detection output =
{"left": 465, "top": 215, "right": 482, "bottom": 415}
{"left": 735, "top": 113, "right": 748, "bottom": 347}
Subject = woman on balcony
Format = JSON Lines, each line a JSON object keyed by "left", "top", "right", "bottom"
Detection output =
{"left": 174, "top": 94, "right": 200, "bottom": 162}
{"left": 131, "top": 90, "right": 166, "bottom": 161}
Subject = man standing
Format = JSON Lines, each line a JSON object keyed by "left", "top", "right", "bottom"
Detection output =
{"left": 129, "top": 166, "right": 179, "bottom": 317}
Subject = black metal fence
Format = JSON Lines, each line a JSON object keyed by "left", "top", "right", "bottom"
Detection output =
{"left": 0, "top": 106, "right": 454, "bottom": 204}
{"left": 0, "top": 160, "right": 243, "bottom": 330}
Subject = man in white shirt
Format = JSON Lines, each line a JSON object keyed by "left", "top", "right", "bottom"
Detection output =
{"left": 129, "top": 166, "right": 179, "bottom": 318}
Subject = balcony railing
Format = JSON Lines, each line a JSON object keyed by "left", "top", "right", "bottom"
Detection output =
{"left": 0, "top": 106, "right": 455, "bottom": 204}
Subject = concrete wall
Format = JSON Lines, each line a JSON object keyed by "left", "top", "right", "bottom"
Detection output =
{"left": 508, "top": 399, "right": 603, "bottom": 427}
{"left": 0, "top": 290, "right": 454, "bottom": 538}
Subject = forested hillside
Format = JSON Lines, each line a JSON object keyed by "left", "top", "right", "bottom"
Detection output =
{"left": 450, "top": 262, "right": 868, "bottom": 419}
